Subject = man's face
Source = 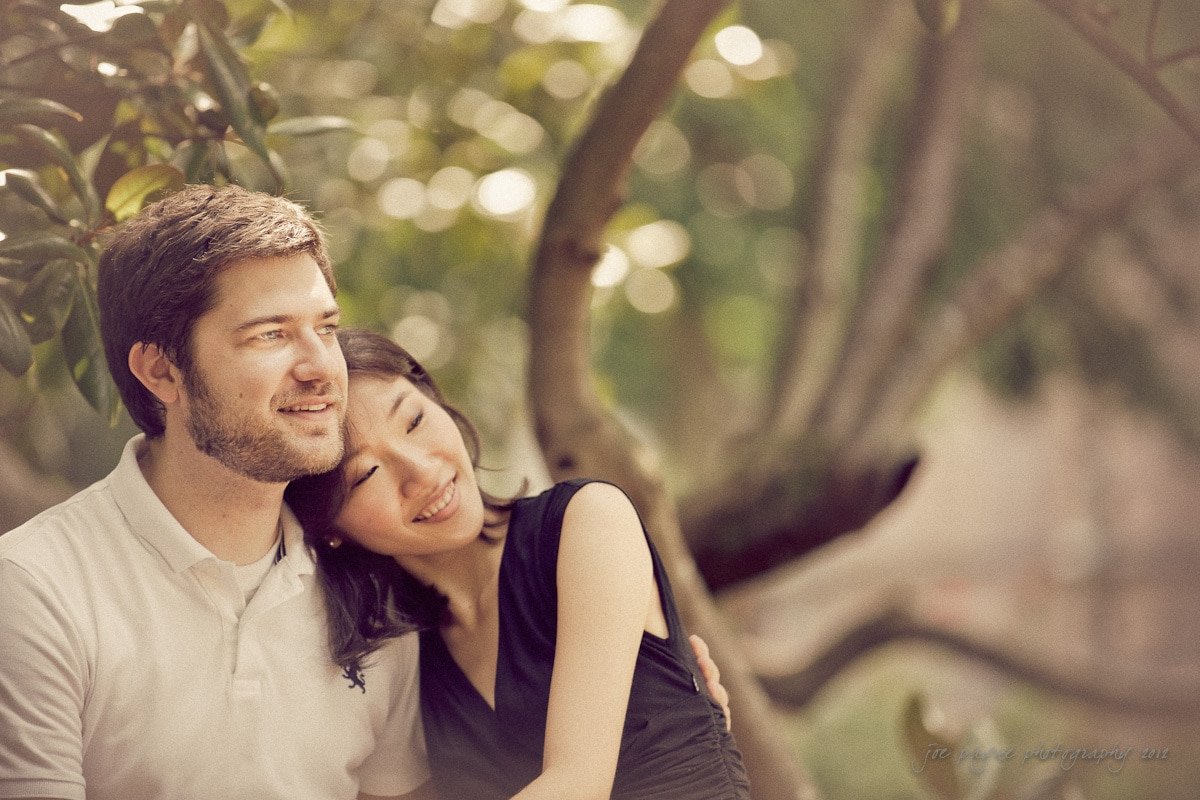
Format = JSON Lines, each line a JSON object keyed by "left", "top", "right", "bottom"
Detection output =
{"left": 180, "top": 253, "right": 347, "bottom": 484}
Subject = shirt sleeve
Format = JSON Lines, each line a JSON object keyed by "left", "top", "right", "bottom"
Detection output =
{"left": 356, "top": 632, "right": 430, "bottom": 796}
{"left": 0, "top": 559, "right": 87, "bottom": 800}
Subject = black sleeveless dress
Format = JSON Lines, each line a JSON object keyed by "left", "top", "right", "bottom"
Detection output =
{"left": 419, "top": 479, "right": 751, "bottom": 799}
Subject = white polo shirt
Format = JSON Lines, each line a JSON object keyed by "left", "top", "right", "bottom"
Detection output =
{"left": 0, "top": 436, "right": 428, "bottom": 800}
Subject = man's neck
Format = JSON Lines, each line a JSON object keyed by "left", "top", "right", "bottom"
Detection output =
{"left": 138, "top": 434, "right": 286, "bottom": 566}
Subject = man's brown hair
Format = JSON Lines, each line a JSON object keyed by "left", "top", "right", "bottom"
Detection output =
{"left": 98, "top": 184, "right": 335, "bottom": 436}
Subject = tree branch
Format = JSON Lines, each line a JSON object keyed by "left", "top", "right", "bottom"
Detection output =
{"left": 1144, "top": 0, "right": 1163, "bottom": 63}
{"left": 858, "top": 127, "right": 1196, "bottom": 448}
{"left": 809, "top": 0, "right": 979, "bottom": 450}
{"left": 1034, "top": 0, "right": 1200, "bottom": 146}
{"left": 758, "top": 607, "right": 1200, "bottom": 718}
{"left": 1153, "top": 45, "right": 1200, "bottom": 70}
{"left": 527, "top": 1, "right": 821, "bottom": 797}
{"left": 766, "top": 0, "right": 914, "bottom": 435}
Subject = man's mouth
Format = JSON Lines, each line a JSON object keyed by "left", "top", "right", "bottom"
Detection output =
{"left": 280, "top": 403, "right": 333, "bottom": 413}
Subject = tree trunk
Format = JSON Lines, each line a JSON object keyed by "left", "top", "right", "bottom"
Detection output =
{"left": 526, "top": 1, "right": 821, "bottom": 797}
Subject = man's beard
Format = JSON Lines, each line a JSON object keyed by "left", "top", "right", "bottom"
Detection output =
{"left": 182, "top": 366, "right": 344, "bottom": 484}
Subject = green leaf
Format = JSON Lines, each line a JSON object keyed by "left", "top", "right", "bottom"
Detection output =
{"left": 267, "top": 115, "right": 357, "bottom": 137}
{"left": 0, "top": 232, "right": 93, "bottom": 279}
{"left": 0, "top": 291, "right": 34, "bottom": 376}
{"left": 13, "top": 124, "right": 103, "bottom": 227}
{"left": 190, "top": 12, "right": 283, "bottom": 190}
{"left": 106, "top": 12, "right": 160, "bottom": 46}
{"left": 0, "top": 98, "right": 84, "bottom": 129}
{"left": 902, "top": 694, "right": 961, "bottom": 800}
{"left": 104, "top": 164, "right": 185, "bottom": 222}
{"left": 1, "top": 168, "right": 71, "bottom": 224}
{"left": 61, "top": 276, "right": 118, "bottom": 421}
{"left": 248, "top": 82, "right": 280, "bottom": 125}
{"left": 914, "top": 0, "right": 961, "bottom": 37}
{"left": 19, "top": 259, "right": 77, "bottom": 344}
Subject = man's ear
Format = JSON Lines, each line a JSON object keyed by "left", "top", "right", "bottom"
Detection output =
{"left": 127, "top": 342, "right": 183, "bottom": 406}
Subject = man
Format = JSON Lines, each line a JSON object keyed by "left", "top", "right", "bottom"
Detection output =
{"left": 0, "top": 185, "right": 429, "bottom": 799}
{"left": 0, "top": 184, "right": 729, "bottom": 800}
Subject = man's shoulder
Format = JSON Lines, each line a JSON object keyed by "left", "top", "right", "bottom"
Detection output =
{"left": 0, "top": 477, "right": 117, "bottom": 563}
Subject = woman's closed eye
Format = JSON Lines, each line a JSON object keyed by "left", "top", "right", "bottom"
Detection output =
{"left": 350, "top": 465, "right": 378, "bottom": 489}
{"left": 408, "top": 411, "right": 423, "bottom": 433}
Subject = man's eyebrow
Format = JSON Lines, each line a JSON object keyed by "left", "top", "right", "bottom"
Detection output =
{"left": 234, "top": 306, "right": 340, "bottom": 333}
{"left": 344, "top": 388, "right": 412, "bottom": 463}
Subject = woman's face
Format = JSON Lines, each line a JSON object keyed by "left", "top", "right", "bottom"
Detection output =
{"left": 333, "top": 374, "right": 485, "bottom": 558}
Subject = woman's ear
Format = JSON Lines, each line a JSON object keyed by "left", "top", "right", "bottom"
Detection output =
{"left": 127, "top": 342, "right": 183, "bottom": 406}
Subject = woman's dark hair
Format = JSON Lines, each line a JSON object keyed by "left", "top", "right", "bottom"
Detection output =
{"left": 286, "top": 327, "right": 516, "bottom": 671}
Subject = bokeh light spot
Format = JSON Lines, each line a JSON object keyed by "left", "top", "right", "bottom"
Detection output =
{"left": 625, "top": 268, "right": 677, "bottom": 314}
{"left": 634, "top": 121, "right": 691, "bottom": 176}
{"left": 347, "top": 137, "right": 391, "bottom": 182}
{"left": 591, "top": 245, "right": 631, "bottom": 288}
{"left": 627, "top": 220, "right": 690, "bottom": 269}
{"left": 714, "top": 25, "right": 763, "bottom": 66}
{"left": 543, "top": 59, "right": 591, "bottom": 100}
{"left": 474, "top": 169, "right": 537, "bottom": 217}
{"left": 684, "top": 58, "right": 734, "bottom": 99}
{"left": 427, "top": 166, "right": 476, "bottom": 210}
{"left": 377, "top": 177, "right": 426, "bottom": 219}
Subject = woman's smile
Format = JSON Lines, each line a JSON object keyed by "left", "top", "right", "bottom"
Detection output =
{"left": 414, "top": 478, "right": 459, "bottom": 522}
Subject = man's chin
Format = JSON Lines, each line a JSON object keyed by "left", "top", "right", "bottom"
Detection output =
{"left": 201, "top": 438, "right": 343, "bottom": 485}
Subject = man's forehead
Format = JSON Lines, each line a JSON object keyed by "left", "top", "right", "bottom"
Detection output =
{"left": 206, "top": 254, "right": 338, "bottom": 324}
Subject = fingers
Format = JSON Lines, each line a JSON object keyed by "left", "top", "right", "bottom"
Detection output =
{"left": 689, "top": 634, "right": 731, "bottom": 731}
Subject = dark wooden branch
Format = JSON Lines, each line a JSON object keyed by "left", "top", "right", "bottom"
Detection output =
{"left": 526, "top": 2, "right": 821, "bottom": 797}
{"left": 758, "top": 608, "right": 1200, "bottom": 718}
{"left": 766, "top": 0, "right": 914, "bottom": 434}
{"left": 684, "top": 446, "right": 919, "bottom": 591}
{"left": 1034, "top": 0, "right": 1200, "bottom": 146}
{"left": 858, "top": 126, "right": 1196, "bottom": 447}
{"left": 530, "top": 0, "right": 730, "bottom": 435}
{"left": 809, "top": 0, "right": 978, "bottom": 449}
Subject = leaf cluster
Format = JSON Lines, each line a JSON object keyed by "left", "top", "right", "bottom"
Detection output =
{"left": 0, "top": 0, "right": 350, "bottom": 418}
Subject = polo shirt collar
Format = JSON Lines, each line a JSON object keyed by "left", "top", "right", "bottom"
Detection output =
{"left": 110, "top": 435, "right": 213, "bottom": 572}
{"left": 279, "top": 503, "right": 315, "bottom": 577}
{"left": 109, "top": 435, "right": 315, "bottom": 577}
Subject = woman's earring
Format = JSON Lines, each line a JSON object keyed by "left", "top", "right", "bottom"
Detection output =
{"left": 326, "top": 536, "right": 343, "bottom": 549}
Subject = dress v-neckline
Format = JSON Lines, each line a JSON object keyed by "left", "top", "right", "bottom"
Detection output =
{"left": 430, "top": 513, "right": 517, "bottom": 717}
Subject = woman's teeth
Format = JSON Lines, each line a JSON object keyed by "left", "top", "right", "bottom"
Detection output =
{"left": 415, "top": 482, "right": 455, "bottom": 521}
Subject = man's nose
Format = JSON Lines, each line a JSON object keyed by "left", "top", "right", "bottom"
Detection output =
{"left": 293, "top": 331, "right": 341, "bottom": 384}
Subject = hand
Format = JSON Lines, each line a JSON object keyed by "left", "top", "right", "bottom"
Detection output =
{"left": 689, "top": 634, "right": 731, "bottom": 731}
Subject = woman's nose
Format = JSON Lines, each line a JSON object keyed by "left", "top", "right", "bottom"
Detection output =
{"left": 395, "top": 447, "right": 439, "bottom": 499}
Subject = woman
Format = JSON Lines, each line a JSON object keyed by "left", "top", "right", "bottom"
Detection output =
{"left": 287, "top": 329, "right": 749, "bottom": 800}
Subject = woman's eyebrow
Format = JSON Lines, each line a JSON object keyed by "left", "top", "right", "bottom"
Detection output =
{"left": 388, "top": 388, "right": 412, "bottom": 419}
{"left": 343, "top": 388, "right": 413, "bottom": 462}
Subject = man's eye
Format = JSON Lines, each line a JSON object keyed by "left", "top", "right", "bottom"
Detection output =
{"left": 351, "top": 465, "right": 378, "bottom": 489}
{"left": 319, "top": 323, "right": 339, "bottom": 336}
{"left": 259, "top": 330, "right": 284, "bottom": 341}
{"left": 408, "top": 411, "right": 423, "bottom": 433}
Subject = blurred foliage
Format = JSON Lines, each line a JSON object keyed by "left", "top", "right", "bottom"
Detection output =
{"left": 794, "top": 652, "right": 1199, "bottom": 800}
{"left": 2, "top": 0, "right": 1198, "bottom": 485}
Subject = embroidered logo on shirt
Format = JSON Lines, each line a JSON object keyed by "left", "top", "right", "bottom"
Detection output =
{"left": 342, "top": 664, "right": 366, "bottom": 693}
